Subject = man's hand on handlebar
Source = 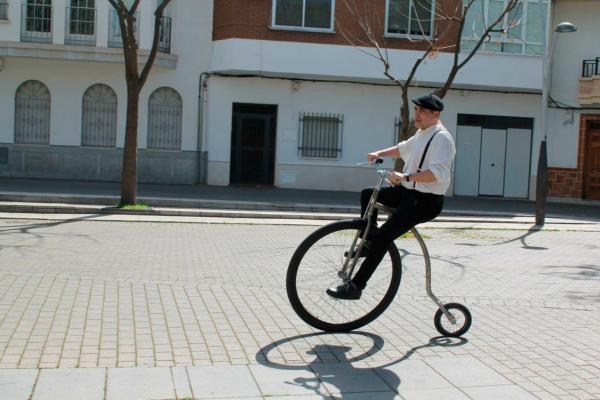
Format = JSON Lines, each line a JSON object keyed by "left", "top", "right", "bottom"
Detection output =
{"left": 367, "top": 152, "right": 380, "bottom": 162}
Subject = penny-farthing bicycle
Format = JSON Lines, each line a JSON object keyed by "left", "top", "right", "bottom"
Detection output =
{"left": 286, "top": 159, "right": 472, "bottom": 337}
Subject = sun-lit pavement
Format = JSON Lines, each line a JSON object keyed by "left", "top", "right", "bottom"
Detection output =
{"left": 0, "top": 217, "right": 598, "bottom": 399}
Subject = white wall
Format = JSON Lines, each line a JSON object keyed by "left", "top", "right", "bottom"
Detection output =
{"left": 0, "top": 0, "right": 214, "bottom": 152}
{"left": 548, "top": 0, "right": 600, "bottom": 168}
{"left": 205, "top": 76, "right": 542, "bottom": 193}
{"left": 211, "top": 39, "right": 544, "bottom": 93}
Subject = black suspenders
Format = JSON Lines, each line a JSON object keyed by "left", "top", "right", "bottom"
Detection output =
{"left": 413, "top": 129, "right": 443, "bottom": 189}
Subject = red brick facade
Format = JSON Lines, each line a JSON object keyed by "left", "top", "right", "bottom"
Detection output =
{"left": 213, "top": 0, "right": 459, "bottom": 52}
{"left": 548, "top": 114, "right": 600, "bottom": 198}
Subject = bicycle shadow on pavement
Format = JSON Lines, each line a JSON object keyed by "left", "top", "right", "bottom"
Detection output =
{"left": 256, "top": 331, "right": 467, "bottom": 399}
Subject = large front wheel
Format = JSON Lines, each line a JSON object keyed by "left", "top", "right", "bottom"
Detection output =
{"left": 286, "top": 220, "right": 402, "bottom": 332}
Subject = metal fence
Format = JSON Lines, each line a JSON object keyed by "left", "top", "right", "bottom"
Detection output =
{"left": 108, "top": 10, "right": 139, "bottom": 48}
{"left": 298, "top": 112, "right": 343, "bottom": 158}
{"left": 65, "top": 6, "right": 96, "bottom": 46}
{"left": 21, "top": 3, "right": 52, "bottom": 43}
{"left": 0, "top": 2, "right": 8, "bottom": 20}
{"left": 582, "top": 58, "right": 600, "bottom": 78}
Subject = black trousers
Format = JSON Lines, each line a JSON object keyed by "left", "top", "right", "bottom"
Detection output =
{"left": 352, "top": 185, "right": 444, "bottom": 290}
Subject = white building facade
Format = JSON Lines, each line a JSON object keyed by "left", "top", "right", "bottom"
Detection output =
{"left": 0, "top": 0, "right": 597, "bottom": 201}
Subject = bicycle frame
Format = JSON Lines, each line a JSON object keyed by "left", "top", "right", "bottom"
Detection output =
{"left": 339, "top": 160, "right": 457, "bottom": 324}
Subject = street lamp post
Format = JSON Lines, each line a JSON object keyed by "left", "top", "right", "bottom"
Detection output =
{"left": 536, "top": 21, "right": 577, "bottom": 226}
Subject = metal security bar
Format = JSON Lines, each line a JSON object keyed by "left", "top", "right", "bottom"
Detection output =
{"left": 159, "top": 16, "right": 171, "bottom": 53}
{"left": 147, "top": 88, "right": 182, "bottom": 150}
{"left": 65, "top": 6, "right": 96, "bottom": 46}
{"left": 108, "top": 10, "right": 139, "bottom": 48}
{"left": 298, "top": 112, "right": 343, "bottom": 158}
{"left": 0, "top": 2, "right": 8, "bottom": 20}
{"left": 582, "top": 58, "right": 600, "bottom": 78}
{"left": 82, "top": 84, "right": 117, "bottom": 147}
{"left": 21, "top": 2, "right": 52, "bottom": 43}
{"left": 394, "top": 117, "right": 403, "bottom": 144}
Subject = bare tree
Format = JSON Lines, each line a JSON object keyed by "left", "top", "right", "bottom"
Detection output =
{"left": 338, "top": 0, "right": 521, "bottom": 169}
{"left": 107, "top": 0, "right": 173, "bottom": 206}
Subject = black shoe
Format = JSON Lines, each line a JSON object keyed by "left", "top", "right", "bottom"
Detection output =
{"left": 344, "top": 241, "right": 370, "bottom": 259}
{"left": 326, "top": 281, "right": 362, "bottom": 300}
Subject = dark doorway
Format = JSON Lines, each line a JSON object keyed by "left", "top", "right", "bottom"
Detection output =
{"left": 230, "top": 103, "right": 277, "bottom": 186}
{"left": 584, "top": 122, "right": 600, "bottom": 200}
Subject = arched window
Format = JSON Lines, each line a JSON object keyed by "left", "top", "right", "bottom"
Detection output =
{"left": 82, "top": 84, "right": 117, "bottom": 147}
{"left": 14, "top": 80, "right": 51, "bottom": 145}
{"left": 147, "top": 87, "right": 182, "bottom": 150}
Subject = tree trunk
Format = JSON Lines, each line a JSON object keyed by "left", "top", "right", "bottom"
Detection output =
{"left": 120, "top": 82, "right": 139, "bottom": 205}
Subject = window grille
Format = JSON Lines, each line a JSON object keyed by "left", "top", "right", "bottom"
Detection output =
{"left": 82, "top": 84, "right": 117, "bottom": 147}
{"left": 21, "top": 0, "right": 52, "bottom": 43}
{"left": 108, "top": 9, "right": 139, "bottom": 48}
{"left": 14, "top": 80, "right": 51, "bottom": 145}
{"left": 65, "top": 0, "right": 96, "bottom": 46}
{"left": 147, "top": 87, "right": 182, "bottom": 150}
{"left": 298, "top": 112, "right": 343, "bottom": 159}
{"left": 394, "top": 117, "right": 403, "bottom": 144}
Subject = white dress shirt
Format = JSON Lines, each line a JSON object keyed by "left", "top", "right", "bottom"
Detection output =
{"left": 396, "top": 121, "right": 456, "bottom": 195}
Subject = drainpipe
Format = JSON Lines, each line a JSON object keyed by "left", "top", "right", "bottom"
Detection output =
{"left": 197, "top": 72, "right": 210, "bottom": 184}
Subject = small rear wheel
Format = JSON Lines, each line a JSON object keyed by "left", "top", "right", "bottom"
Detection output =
{"left": 434, "top": 303, "right": 472, "bottom": 337}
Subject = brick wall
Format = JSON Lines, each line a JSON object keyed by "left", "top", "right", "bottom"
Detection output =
{"left": 213, "top": 0, "right": 460, "bottom": 52}
{"left": 547, "top": 114, "right": 600, "bottom": 198}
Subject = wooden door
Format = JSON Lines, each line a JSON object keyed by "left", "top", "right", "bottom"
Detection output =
{"left": 584, "top": 125, "right": 600, "bottom": 200}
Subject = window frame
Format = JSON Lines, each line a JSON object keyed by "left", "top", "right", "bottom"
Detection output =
{"left": 297, "top": 112, "right": 343, "bottom": 160}
{"left": 0, "top": 1, "right": 9, "bottom": 22}
{"left": 461, "top": 0, "right": 548, "bottom": 56}
{"left": 271, "top": 0, "right": 336, "bottom": 33}
{"left": 384, "top": 0, "right": 436, "bottom": 39}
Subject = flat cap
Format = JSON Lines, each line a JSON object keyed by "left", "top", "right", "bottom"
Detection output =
{"left": 411, "top": 93, "right": 444, "bottom": 112}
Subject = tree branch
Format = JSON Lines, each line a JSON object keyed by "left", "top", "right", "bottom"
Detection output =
{"left": 138, "top": 0, "right": 173, "bottom": 89}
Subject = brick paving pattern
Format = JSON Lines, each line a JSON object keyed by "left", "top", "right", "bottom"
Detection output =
{"left": 0, "top": 219, "right": 599, "bottom": 399}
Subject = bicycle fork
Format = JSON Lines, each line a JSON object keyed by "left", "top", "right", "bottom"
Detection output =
{"left": 339, "top": 172, "right": 387, "bottom": 281}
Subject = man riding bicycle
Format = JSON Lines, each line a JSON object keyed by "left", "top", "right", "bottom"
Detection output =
{"left": 327, "top": 93, "right": 456, "bottom": 300}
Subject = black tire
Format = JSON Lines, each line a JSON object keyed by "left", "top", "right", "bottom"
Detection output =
{"left": 434, "top": 303, "right": 472, "bottom": 337}
{"left": 286, "top": 219, "right": 402, "bottom": 332}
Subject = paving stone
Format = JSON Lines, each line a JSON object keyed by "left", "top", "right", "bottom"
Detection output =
{"left": 0, "top": 369, "right": 38, "bottom": 400}
{"left": 187, "top": 365, "right": 261, "bottom": 399}
{"left": 425, "top": 357, "right": 511, "bottom": 387}
{"left": 310, "top": 363, "right": 390, "bottom": 394}
{"left": 32, "top": 368, "right": 105, "bottom": 400}
{"left": 398, "top": 387, "right": 471, "bottom": 400}
{"left": 463, "top": 384, "right": 540, "bottom": 399}
{"left": 249, "top": 364, "right": 327, "bottom": 397}
{"left": 106, "top": 367, "right": 175, "bottom": 400}
{"left": 376, "top": 359, "right": 452, "bottom": 391}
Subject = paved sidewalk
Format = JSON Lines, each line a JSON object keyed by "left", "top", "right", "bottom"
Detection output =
{"left": 0, "top": 217, "right": 599, "bottom": 399}
{"left": 1, "top": 177, "right": 600, "bottom": 220}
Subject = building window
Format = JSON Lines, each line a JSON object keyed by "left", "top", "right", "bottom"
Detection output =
{"left": 14, "top": 80, "right": 51, "bottom": 145}
{"left": 0, "top": 2, "right": 9, "bottom": 21}
{"left": 21, "top": 0, "right": 52, "bottom": 43}
{"left": 298, "top": 112, "right": 343, "bottom": 158}
{"left": 272, "top": 0, "right": 335, "bottom": 31}
{"left": 65, "top": 0, "right": 96, "bottom": 45}
{"left": 147, "top": 87, "right": 182, "bottom": 150}
{"left": 462, "top": 0, "right": 548, "bottom": 56}
{"left": 386, "top": 0, "right": 435, "bottom": 37}
{"left": 82, "top": 84, "right": 117, "bottom": 147}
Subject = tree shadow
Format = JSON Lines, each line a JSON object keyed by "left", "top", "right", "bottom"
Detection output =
{"left": 256, "top": 332, "right": 467, "bottom": 398}
{"left": 455, "top": 225, "right": 547, "bottom": 250}
{"left": 0, "top": 214, "right": 105, "bottom": 255}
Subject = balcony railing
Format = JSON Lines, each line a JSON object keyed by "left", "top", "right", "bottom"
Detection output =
{"left": 0, "top": 2, "right": 8, "bottom": 20}
{"left": 159, "top": 16, "right": 172, "bottom": 54}
{"left": 65, "top": 6, "right": 96, "bottom": 46}
{"left": 108, "top": 10, "right": 139, "bottom": 48}
{"left": 582, "top": 58, "right": 600, "bottom": 78}
{"left": 21, "top": 3, "right": 52, "bottom": 43}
